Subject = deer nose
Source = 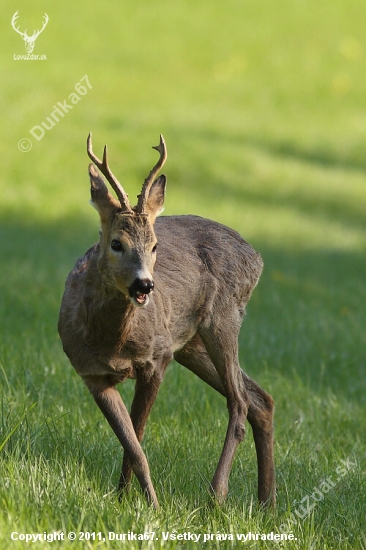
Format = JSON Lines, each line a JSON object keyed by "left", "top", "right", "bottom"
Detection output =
{"left": 128, "top": 278, "right": 154, "bottom": 298}
{"left": 137, "top": 278, "right": 154, "bottom": 294}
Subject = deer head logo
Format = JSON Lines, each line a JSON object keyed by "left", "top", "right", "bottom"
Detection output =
{"left": 11, "top": 11, "right": 49, "bottom": 54}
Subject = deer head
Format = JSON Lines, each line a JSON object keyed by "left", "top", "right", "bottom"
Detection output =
{"left": 87, "top": 134, "right": 167, "bottom": 307}
{"left": 11, "top": 11, "right": 49, "bottom": 54}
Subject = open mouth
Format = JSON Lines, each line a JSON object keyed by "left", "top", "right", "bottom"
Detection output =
{"left": 128, "top": 279, "right": 154, "bottom": 308}
{"left": 134, "top": 291, "right": 149, "bottom": 307}
{"left": 129, "top": 289, "right": 151, "bottom": 308}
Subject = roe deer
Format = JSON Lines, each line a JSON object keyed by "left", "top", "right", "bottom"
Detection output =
{"left": 58, "top": 134, "right": 275, "bottom": 509}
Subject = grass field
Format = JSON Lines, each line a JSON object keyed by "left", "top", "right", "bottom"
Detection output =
{"left": 0, "top": 0, "right": 365, "bottom": 548}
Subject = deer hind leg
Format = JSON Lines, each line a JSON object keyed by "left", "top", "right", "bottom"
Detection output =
{"left": 241, "top": 372, "right": 275, "bottom": 507}
{"left": 119, "top": 364, "right": 168, "bottom": 494}
{"left": 193, "top": 322, "right": 250, "bottom": 503}
{"left": 82, "top": 374, "right": 159, "bottom": 508}
{"left": 175, "top": 333, "right": 275, "bottom": 507}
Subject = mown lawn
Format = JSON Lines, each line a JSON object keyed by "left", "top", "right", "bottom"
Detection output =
{"left": 0, "top": 0, "right": 365, "bottom": 548}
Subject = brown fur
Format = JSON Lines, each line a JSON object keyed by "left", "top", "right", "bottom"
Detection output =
{"left": 58, "top": 136, "right": 275, "bottom": 508}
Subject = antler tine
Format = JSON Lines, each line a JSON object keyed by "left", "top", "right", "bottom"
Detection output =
{"left": 136, "top": 134, "right": 167, "bottom": 214}
{"left": 35, "top": 13, "right": 49, "bottom": 36}
{"left": 11, "top": 11, "right": 24, "bottom": 36}
{"left": 87, "top": 133, "right": 133, "bottom": 213}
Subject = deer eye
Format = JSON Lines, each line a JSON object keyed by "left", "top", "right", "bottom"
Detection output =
{"left": 152, "top": 243, "right": 158, "bottom": 253}
{"left": 111, "top": 239, "right": 123, "bottom": 252}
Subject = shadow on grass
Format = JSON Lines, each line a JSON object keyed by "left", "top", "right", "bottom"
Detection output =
{"left": 0, "top": 217, "right": 95, "bottom": 336}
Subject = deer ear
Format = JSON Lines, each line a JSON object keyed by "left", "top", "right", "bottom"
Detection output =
{"left": 88, "top": 164, "right": 120, "bottom": 221}
{"left": 145, "top": 175, "right": 166, "bottom": 223}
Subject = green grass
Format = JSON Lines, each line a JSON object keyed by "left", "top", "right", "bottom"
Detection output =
{"left": 1, "top": 0, "right": 365, "bottom": 548}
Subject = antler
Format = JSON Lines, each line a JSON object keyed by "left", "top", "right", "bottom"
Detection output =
{"left": 87, "top": 133, "right": 133, "bottom": 213}
{"left": 136, "top": 135, "right": 167, "bottom": 214}
{"left": 11, "top": 11, "right": 26, "bottom": 38}
{"left": 33, "top": 13, "right": 49, "bottom": 39}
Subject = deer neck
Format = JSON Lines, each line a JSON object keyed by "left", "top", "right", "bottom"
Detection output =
{"left": 82, "top": 259, "right": 136, "bottom": 352}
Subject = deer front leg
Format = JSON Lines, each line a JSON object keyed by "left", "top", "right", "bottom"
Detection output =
{"left": 119, "top": 365, "right": 167, "bottom": 494}
{"left": 83, "top": 374, "right": 159, "bottom": 508}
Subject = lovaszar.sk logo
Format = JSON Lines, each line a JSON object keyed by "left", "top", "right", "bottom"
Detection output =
{"left": 12, "top": 11, "right": 48, "bottom": 60}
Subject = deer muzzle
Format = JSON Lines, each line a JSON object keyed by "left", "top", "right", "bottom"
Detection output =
{"left": 128, "top": 278, "right": 154, "bottom": 307}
